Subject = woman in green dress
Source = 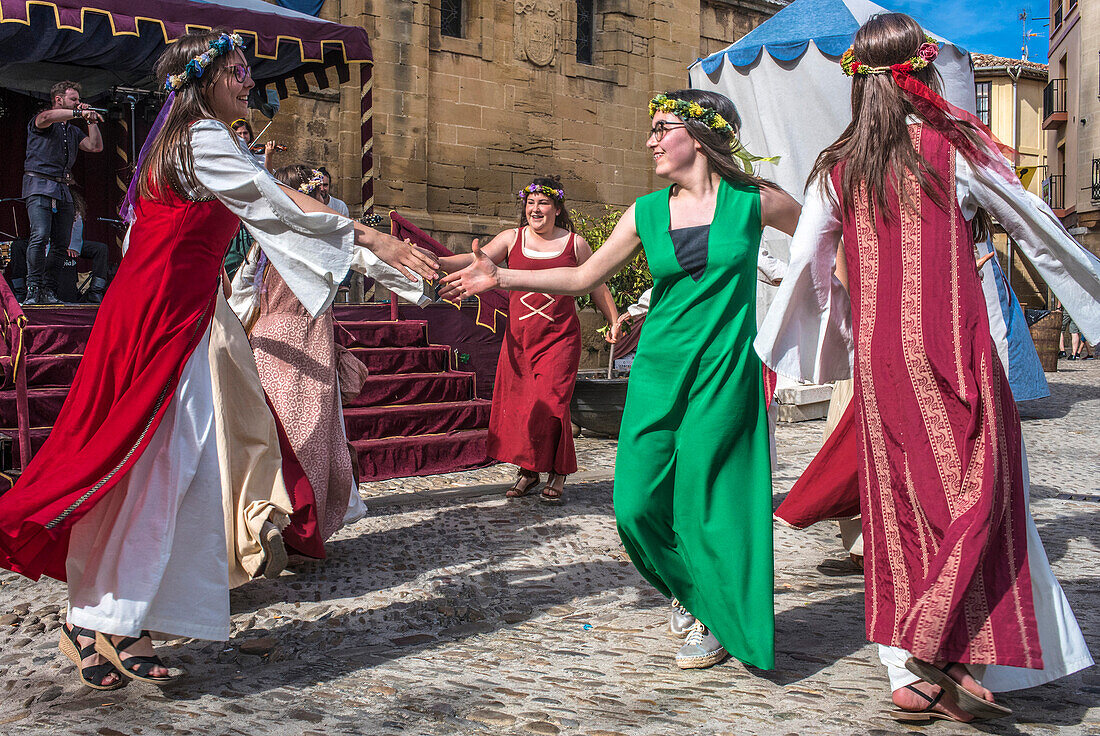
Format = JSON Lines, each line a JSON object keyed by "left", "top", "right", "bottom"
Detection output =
{"left": 440, "top": 90, "right": 800, "bottom": 670}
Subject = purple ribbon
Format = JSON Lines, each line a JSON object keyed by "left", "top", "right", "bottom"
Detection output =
{"left": 119, "top": 91, "right": 176, "bottom": 225}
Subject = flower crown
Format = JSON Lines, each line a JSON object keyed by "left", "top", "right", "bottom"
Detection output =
{"left": 299, "top": 169, "right": 325, "bottom": 195}
{"left": 841, "top": 36, "right": 939, "bottom": 76}
{"left": 647, "top": 93, "right": 779, "bottom": 174}
{"left": 164, "top": 33, "right": 246, "bottom": 92}
{"left": 518, "top": 183, "right": 565, "bottom": 201}
{"left": 648, "top": 94, "right": 734, "bottom": 136}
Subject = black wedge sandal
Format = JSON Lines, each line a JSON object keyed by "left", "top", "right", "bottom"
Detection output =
{"left": 59, "top": 623, "right": 128, "bottom": 691}
{"left": 95, "top": 631, "right": 177, "bottom": 684}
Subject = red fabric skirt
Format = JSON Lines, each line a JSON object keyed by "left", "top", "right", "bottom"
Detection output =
{"left": 833, "top": 125, "right": 1040, "bottom": 668}
{"left": 0, "top": 191, "right": 240, "bottom": 581}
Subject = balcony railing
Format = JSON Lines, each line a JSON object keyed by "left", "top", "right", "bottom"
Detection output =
{"left": 1093, "top": 159, "right": 1100, "bottom": 202}
{"left": 1043, "top": 78, "right": 1068, "bottom": 126}
{"left": 1044, "top": 174, "right": 1066, "bottom": 211}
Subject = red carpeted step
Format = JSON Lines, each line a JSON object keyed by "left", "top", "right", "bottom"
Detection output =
{"left": 335, "top": 320, "right": 428, "bottom": 349}
{"left": 0, "top": 387, "right": 69, "bottom": 427}
{"left": 351, "top": 429, "right": 491, "bottom": 481}
{"left": 345, "top": 371, "right": 476, "bottom": 407}
{"left": 0, "top": 427, "right": 52, "bottom": 465}
{"left": 24, "top": 323, "right": 92, "bottom": 355}
{"left": 343, "top": 400, "right": 491, "bottom": 441}
{"left": 26, "top": 354, "right": 82, "bottom": 387}
{"left": 349, "top": 346, "right": 449, "bottom": 375}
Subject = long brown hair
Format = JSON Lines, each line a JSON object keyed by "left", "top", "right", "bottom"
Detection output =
{"left": 138, "top": 29, "right": 238, "bottom": 202}
{"left": 656, "top": 89, "right": 779, "bottom": 192}
{"left": 518, "top": 175, "right": 575, "bottom": 232}
{"left": 809, "top": 13, "right": 991, "bottom": 239}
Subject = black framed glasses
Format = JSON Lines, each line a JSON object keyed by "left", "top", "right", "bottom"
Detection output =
{"left": 227, "top": 64, "right": 252, "bottom": 83}
{"left": 648, "top": 121, "right": 687, "bottom": 142}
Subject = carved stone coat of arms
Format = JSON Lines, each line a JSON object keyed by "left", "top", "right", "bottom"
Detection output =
{"left": 514, "top": 0, "right": 559, "bottom": 67}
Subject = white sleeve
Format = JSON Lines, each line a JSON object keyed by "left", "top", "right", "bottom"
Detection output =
{"left": 627, "top": 288, "right": 651, "bottom": 318}
{"left": 189, "top": 121, "right": 427, "bottom": 315}
{"left": 754, "top": 176, "right": 853, "bottom": 382}
{"left": 228, "top": 243, "right": 262, "bottom": 324}
{"left": 958, "top": 150, "right": 1100, "bottom": 343}
{"left": 756, "top": 241, "right": 788, "bottom": 285}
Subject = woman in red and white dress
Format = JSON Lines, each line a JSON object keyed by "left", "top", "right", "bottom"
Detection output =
{"left": 0, "top": 30, "right": 436, "bottom": 689}
{"left": 437, "top": 178, "right": 618, "bottom": 503}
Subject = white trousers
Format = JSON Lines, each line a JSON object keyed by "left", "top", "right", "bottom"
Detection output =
{"left": 66, "top": 330, "right": 231, "bottom": 641}
{"left": 880, "top": 440, "right": 1092, "bottom": 693}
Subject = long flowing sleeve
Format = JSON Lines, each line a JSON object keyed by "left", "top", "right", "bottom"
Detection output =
{"left": 189, "top": 121, "right": 427, "bottom": 316}
{"left": 958, "top": 153, "right": 1100, "bottom": 343}
{"left": 754, "top": 177, "right": 853, "bottom": 383}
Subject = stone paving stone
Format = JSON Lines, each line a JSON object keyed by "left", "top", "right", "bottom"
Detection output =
{"left": 0, "top": 361, "right": 1097, "bottom": 734}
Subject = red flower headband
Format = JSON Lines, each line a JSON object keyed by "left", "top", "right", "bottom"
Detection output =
{"left": 841, "top": 36, "right": 939, "bottom": 76}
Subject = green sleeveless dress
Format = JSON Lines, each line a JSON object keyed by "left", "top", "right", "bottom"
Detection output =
{"left": 614, "top": 178, "right": 774, "bottom": 669}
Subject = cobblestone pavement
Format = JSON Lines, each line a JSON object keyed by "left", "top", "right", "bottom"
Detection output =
{"left": 1, "top": 361, "right": 1098, "bottom": 735}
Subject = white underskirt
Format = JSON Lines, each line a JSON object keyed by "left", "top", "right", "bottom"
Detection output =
{"left": 880, "top": 440, "right": 1093, "bottom": 692}
{"left": 66, "top": 328, "right": 230, "bottom": 641}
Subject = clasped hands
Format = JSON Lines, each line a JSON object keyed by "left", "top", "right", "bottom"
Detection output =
{"left": 436, "top": 239, "right": 499, "bottom": 301}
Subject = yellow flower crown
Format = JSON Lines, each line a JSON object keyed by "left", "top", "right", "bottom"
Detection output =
{"left": 299, "top": 169, "right": 326, "bottom": 195}
{"left": 647, "top": 94, "right": 779, "bottom": 174}
{"left": 648, "top": 94, "right": 733, "bottom": 135}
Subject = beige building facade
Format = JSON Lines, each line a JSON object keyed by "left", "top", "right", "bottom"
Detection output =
{"left": 252, "top": 0, "right": 785, "bottom": 251}
{"left": 1045, "top": 0, "right": 1100, "bottom": 257}
{"left": 972, "top": 54, "right": 1050, "bottom": 308}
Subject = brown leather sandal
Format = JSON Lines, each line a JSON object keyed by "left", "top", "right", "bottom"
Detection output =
{"left": 506, "top": 470, "right": 540, "bottom": 498}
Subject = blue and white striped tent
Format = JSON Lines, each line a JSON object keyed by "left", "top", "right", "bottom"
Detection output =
{"left": 689, "top": 0, "right": 976, "bottom": 204}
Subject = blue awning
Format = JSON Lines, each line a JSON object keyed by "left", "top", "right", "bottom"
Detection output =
{"left": 699, "top": 0, "right": 876, "bottom": 74}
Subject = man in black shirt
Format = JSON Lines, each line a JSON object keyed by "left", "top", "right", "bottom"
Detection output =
{"left": 22, "top": 81, "right": 103, "bottom": 305}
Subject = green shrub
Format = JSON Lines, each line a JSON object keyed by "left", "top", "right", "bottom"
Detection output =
{"left": 571, "top": 205, "right": 652, "bottom": 312}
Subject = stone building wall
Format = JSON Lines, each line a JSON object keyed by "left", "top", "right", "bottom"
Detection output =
{"left": 249, "top": 0, "right": 785, "bottom": 252}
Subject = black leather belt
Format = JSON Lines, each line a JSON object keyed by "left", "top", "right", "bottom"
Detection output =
{"left": 25, "top": 171, "right": 73, "bottom": 186}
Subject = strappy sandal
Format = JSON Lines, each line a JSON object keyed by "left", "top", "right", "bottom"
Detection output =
{"left": 538, "top": 474, "right": 566, "bottom": 505}
{"left": 890, "top": 684, "right": 964, "bottom": 723}
{"left": 905, "top": 657, "right": 1012, "bottom": 720}
{"left": 95, "top": 631, "right": 178, "bottom": 684}
{"left": 59, "top": 624, "right": 128, "bottom": 691}
{"left": 506, "top": 471, "right": 540, "bottom": 498}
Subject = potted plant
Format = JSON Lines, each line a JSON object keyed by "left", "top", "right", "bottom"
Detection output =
{"left": 569, "top": 206, "right": 652, "bottom": 437}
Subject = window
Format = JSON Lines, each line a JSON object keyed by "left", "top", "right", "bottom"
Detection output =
{"left": 441, "top": 0, "right": 462, "bottom": 39}
{"left": 576, "top": 0, "right": 595, "bottom": 65}
{"left": 975, "top": 81, "right": 991, "bottom": 127}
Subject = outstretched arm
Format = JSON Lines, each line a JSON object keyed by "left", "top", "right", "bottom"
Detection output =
{"left": 574, "top": 236, "right": 620, "bottom": 340}
{"left": 439, "top": 205, "right": 642, "bottom": 299}
{"left": 437, "top": 229, "right": 514, "bottom": 272}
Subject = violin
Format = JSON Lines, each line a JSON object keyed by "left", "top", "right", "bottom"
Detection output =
{"left": 250, "top": 143, "right": 287, "bottom": 153}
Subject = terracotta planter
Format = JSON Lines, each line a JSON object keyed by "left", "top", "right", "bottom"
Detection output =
{"left": 571, "top": 370, "right": 629, "bottom": 437}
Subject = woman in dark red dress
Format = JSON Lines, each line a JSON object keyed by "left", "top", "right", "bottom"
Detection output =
{"left": 439, "top": 178, "right": 618, "bottom": 503}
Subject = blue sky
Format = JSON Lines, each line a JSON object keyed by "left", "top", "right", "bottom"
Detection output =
{"left": 886, "top": 0, "right": 1050, "bottom": 62}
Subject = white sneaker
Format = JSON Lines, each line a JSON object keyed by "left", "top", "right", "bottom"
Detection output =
{"left": 675, "top": 620, "right": 728, "bottom": 669}
{"left": 669, "top": 598, "right": 696, "bottom": 638}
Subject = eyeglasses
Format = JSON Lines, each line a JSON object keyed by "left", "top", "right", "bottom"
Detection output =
{"left": 227, "top": 64, "right": 252, "bottom": 83}
{"left": 648, "top": 121, "right": 687, "bottom": 142}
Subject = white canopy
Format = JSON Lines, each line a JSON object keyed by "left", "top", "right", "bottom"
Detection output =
{"left": 689, "top": 0, "right": 975, "bottom": 207}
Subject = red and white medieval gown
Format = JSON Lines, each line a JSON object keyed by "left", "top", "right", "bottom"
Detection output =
{"left": 756, "top": 123, "right": 1098, "bottom": 691}
{"left": 0, "top": 120, "right": 425, "bottom": 640}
